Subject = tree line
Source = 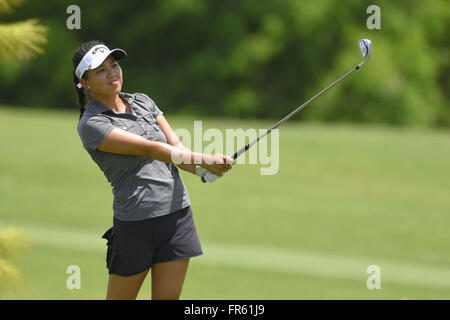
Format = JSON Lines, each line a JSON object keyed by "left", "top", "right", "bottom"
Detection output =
{"left": 0, "top": 0, "right": 448, "bottom": 127}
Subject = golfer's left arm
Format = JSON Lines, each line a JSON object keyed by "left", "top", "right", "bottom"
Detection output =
{"left": 156, "top": 115, "right": 198, "bottom": 175}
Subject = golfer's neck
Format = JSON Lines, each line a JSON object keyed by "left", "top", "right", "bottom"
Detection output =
{"left": 91, "top": 92, "right": 123, "bottom": 111}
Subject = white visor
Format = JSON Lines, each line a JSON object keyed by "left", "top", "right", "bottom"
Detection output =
{"left": 75, "top": 44, "right": 126, "bottom": 80}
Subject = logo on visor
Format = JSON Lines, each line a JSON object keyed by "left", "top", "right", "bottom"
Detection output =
{"left": 92, "top": 45, "right": 108, "bottom": 54}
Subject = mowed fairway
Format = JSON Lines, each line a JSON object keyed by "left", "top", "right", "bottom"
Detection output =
{"left": 0, "top": 106, "right": 449, "bottom": 299}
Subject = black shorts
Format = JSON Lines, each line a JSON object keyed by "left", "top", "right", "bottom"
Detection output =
{"left": 101, "top": 206, "right": 203, "bottom": 276}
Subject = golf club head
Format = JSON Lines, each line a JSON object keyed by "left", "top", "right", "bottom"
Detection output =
{"left": 359, "top": 39, "right": 372, "bottom": 62}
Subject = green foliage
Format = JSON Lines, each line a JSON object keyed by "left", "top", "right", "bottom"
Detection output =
{"left": 0, "top": 0, "right": 448, "bottom": 126}
{"left": 304, "top": 1, "right": 449, "bottom": 126}
{"left": 0, "top": 0, "right": 27, "bottom": 14}
{"left": 0, "top": 0, "right": 47, "bottom": 61}
{"left": 0, "top": 18, "right": 47, "bottom": 60}
{"left": 0, "top": 227, "right": 31, "bottom": 299}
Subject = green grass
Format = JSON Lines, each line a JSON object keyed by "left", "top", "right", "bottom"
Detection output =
{"left": 0, "top": 106, "right": 449, "bottom": 299}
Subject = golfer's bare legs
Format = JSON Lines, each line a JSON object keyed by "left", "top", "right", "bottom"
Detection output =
{"left": 106, "top": 268, "right": 149, "bottom": 300}
{"left": 151, "top": 258, "right": 190, "bottom": 300}
{"left": 105, "top": 259, "right": 190, "bottom": 300}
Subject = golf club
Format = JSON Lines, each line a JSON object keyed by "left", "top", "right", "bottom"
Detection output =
{"left": 201, "top": 39, "right": 372, "bottom": 183}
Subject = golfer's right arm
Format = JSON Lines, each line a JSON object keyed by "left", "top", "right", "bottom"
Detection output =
{"left": 97, "top": 127, "right": 232, "bottom": 177}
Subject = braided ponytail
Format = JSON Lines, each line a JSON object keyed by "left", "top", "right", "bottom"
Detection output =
{"left": 72, "top": 71, "right": 87, "bottom": 119}
{"left": 72, "top": 40, "right": 105, "bottom": 120}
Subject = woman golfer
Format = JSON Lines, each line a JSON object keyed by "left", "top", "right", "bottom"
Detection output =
{"left": 73, "top": 40, "right": 233, "bottom": 300}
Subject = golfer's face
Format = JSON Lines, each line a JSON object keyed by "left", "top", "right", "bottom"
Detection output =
{"left": 86, "top": 56, "right": 122, "bottom": 95}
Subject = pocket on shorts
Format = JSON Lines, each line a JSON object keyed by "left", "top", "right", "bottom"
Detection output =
{"left": 102, "top": 227, "right": 114, "bottom": 244}
{"left": 101, "top": 227, "right": 118, "bottom": 271}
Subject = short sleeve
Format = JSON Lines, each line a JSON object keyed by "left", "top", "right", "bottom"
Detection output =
{"left": 135, "top": 93, "right": 163, "bottom": 118}
{"left": 77, "top": 115, "right": 114, "bottom": 150}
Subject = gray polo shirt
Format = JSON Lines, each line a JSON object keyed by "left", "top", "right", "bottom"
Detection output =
{"left": 77, "top": 92, "right": 191, "bottom": 221}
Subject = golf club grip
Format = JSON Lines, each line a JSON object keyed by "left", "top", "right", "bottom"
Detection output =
{"left": 201, "top": 172, "right": 213, "bottom": 183}
{"left": 201, "top": 143, "right": 248, "bottom": 182}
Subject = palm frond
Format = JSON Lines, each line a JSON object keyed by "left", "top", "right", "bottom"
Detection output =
{"left": 0, "top": 18, "right": 47, "bottom": 61}
{"left": 0, "top": 0, "right": 27, "bottom": 14}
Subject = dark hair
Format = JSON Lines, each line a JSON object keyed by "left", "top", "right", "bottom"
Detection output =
{"left": 72, "top": 40, "right": 105, "bottom": 120}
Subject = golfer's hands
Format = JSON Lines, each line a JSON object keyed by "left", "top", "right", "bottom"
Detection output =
{"left": 197, "top": 154, "right": 234, "bottom": 183}
{"left": 202, "top": 154, "right": 233, "bottom": 176}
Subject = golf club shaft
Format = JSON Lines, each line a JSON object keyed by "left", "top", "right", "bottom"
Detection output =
{"left": 232, "top": 61, "right": 365, "bottom": 160}
{"left": 201, "top": 61, "right": 366, "bottom": 182}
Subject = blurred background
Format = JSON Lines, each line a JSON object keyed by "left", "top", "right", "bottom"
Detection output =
{"left": 0, "top": 0, "right": 449, "bottom": 299}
